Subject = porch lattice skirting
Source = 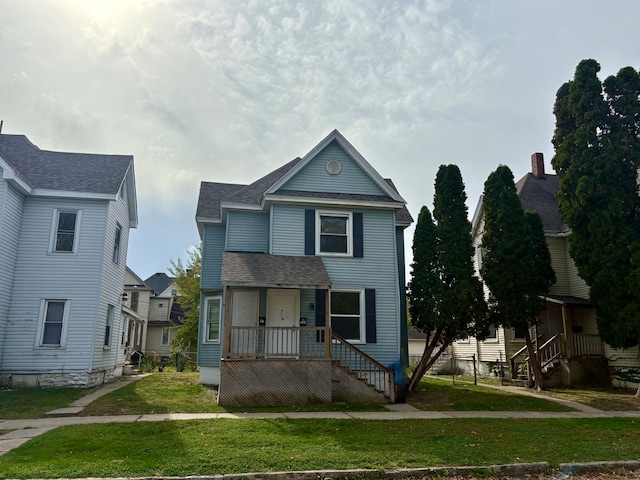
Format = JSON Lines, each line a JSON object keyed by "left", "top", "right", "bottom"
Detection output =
{"left": 218, "top": 359, "right": 389, "bottom": 407}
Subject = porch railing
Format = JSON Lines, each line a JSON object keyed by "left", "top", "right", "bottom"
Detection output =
{"left": 537, "top": 333, "right": 564, "bottom": 369}
{"left": 224, "top": 326, "right": 395, "bottom": 401}
{"left": 225, "top": 326, "right": 328, "bottom": 359}
{"left": 331, "top": 332, "right": 395, "bottom": 402}
{"left": 570, "top": 333, "right": 604, "bottom": 357}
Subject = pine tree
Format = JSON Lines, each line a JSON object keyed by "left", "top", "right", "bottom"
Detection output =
{"left": 481, "top": 166, "right": 555, "bottom": 389}
{"left": 408, "top": 165, "right": 487, "bottom": 391}
{"left": 552, "top": 59, "right": 640, "bottom": 353}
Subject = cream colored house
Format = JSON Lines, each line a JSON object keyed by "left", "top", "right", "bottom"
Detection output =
{"left": 143, "top": 272, "right": 183, "bottom": 358}
{"left": 451, "top": 153, "right": 639, "bottom": 388}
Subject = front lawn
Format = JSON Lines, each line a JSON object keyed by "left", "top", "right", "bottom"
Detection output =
{"left": 408, "top": 376, "right": 574, "bottom": 411}
{"left": 0, "top": 387, "right": 94, "bottom": 419}
{"left": 538, "top": 387, "right": 639, "bottom": 411}
{"left": 1, "top": 417, "right": 638, "bottom": 478}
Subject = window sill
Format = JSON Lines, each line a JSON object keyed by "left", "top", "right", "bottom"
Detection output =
{"left": 103, "top": 346, "right": 112, "bottom": 350}
{"left": 35, "top": 345, "right": 66, "bottom": 350}
{"left": 316, "top": 252, "right": 352, "bottom": 258}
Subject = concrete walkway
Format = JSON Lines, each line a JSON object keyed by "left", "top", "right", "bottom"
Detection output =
{"left": 1, "top": 376, "right": 639, "bottom": 457}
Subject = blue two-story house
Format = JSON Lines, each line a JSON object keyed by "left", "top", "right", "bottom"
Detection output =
{"left": 195, "top": 130, "right": 412, "bottom": 405}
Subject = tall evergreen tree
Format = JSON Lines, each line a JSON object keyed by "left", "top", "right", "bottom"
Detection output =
{"left": 408, "top": 165, "right": 487, "bottom": 391}
{"left": 481, "top": 166, "right": 556, "bottom": 389}
{"left": 552, "top": 59, "right": 640, "bottom": 355}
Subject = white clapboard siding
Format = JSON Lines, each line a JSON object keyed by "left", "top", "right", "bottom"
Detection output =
{"left": 0, "top": 182, "right": 25, "bottom": 362}
{"left": 91, "top": 191, "right": 132, "bottom": 372}
{"left": 3, "top": 197, "right": 109, "bottom": 373}
{"left": 546, "top": 236, "right": 570, "bottom": 295}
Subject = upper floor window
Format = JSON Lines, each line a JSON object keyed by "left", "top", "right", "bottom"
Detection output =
{"left": 130, "top": 291, "right": 139, "bottom": 312}
{"left": 104, "top": 304, "right": 115, "bottom": 347}
{"left": 112, "top": 224, "right": 122, "bottom": 264}
{"left": 52, "top": 209, "right": 80, "bottom": 253}
{"left": 38, "top": 299, "right": 69, "bottom": 347}
{"left": 317, "top": 211, "right": 352, "bottom": 256}
{"left": 204, "top": 296, "right": 222, "bottom": 343}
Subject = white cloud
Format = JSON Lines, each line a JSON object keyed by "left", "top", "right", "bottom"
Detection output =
{"left": 1, "top": 0, "right": 639, "bottom": 277}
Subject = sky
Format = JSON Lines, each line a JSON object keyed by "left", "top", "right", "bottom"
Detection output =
{"left": 1, "top": 0, "right": 638, "bottom": 281}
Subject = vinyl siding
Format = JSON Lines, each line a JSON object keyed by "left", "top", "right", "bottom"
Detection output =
{"left": 2, "top": 197, "right": 108, "bottom": 373}
{"left": 226, "top": 211, "right": 268, "bottom": 253}
{"left": 201, "top": 224, "right": 226, "bottom": 289}
{"left": 546, "top": 236, "right": 569, "bottom": 296}
{"left": 271, "top": 204, "right": 305, "bottom": 256}
{"left": 566, "top": 243, "right": 590, "bottom": 298}
{"left": 198, "top": 224, "right": 226, "bottom": 366}
{"left": 0, "top": 181, "right": 24, "bottom": 363}
{"left": 91, "top": 191, "right": 132, "bottom": 372}
{"left": 280, "top": 140, "right": 386, "bottom": 196}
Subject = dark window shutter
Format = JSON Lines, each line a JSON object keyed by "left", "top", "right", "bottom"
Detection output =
{"left": 365, "top": 288, "right": 376, "bottom": 343}
{"left": 315, "top": 289, "right": 326, "bottom": 342}
{"left": 353, "top": 212, "right": 363, "bottom": 258}
{"left": 305, "top": 209, "right": 315, "bottom": 255}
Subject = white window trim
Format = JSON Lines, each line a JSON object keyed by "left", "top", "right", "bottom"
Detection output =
{"left": 316, "top": 210, "right": 353, "bottom": 257}
{"left": 49, "top": 208, "right": 82, "bottom": 254}
{"left": 161, "top": 326, "right": 171, "bottom": 346}
{"left": 112, "top": 224, "right": 122, "bottom": 264}
{"left": 482, "top": 324, "right": 499, "bottom": 343}
{"left": 203, "top": 295, "right": 222, "bottom": 344}
{"left": 35, "top": 299, "right": 71, "bottom": 348}
{"left": 511, "top": 327, "right": 527, "bottom": 342}
{"left": 330, "top": 289, "right": 365, "bottom": 344}
{"left": 104, "top": 304, "right": 115, "bottom": 349}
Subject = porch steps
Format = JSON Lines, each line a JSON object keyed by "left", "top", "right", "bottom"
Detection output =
{"left": 333, "top": 361, "right": 391, "bottom": 400}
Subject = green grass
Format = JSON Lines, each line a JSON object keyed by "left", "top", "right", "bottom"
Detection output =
{"left": 0, "top": 387, "right": 94, "bottom": 419}
{"left": 1, "top": 417, "right": 639, "bottom": 478}
{"left": 538, "top": 387, "right": 640, "bottom": 411}
{"left": 80, "top": 372, "right": 387, "bottom": 415}
{"left": 80, "top": 371, "right": 223, "bottom": 415}
{"left": 408, "top": 376, "right": 574, "bottom": 411}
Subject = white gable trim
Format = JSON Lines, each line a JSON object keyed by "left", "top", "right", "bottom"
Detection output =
{"left": 264, "top": 194, "right": 404, "bottom": 210}
{"left": 265, "top": 130, "right": 406, "bottom": 204}
{"left": 0, "top": 156, "right": 32, "bottom": 194}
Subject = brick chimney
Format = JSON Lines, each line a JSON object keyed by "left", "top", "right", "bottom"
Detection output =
{"left": 531, "top": 152, "right": 545, "bottom": 177}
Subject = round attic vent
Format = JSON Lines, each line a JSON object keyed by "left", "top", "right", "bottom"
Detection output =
{"left": 326, "top": 159, "right": 342, "bottom": 175}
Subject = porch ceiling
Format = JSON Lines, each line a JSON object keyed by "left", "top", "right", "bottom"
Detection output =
{"left": 222, "top": 252, "right": 332, "bottom": 289}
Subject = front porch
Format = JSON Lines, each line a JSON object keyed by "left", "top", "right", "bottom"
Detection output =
{"left": 509, "top": 295, "right": 609, "bottom": 387}
{"left": 215, "top": 252, "right": 395, "bottom": 406}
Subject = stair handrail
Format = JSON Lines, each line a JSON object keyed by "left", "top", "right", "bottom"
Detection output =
{"left": 331, "top": 332, "right": 395, "bottom": 403}
{"left": 509, "top": 333, "right": 544, "bottom": 379}
{"left": 535, "top": 333, "right": 565, "bottom": 369}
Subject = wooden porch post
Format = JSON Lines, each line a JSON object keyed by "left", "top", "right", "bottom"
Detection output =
{"left": 561, "top": 304, "right": 572, "bottom": 358}
{"left": 223, "top": 285, "right": 232, "bottom": 359}
{"left": 325, "top": 289, "right": 330, "bottom": 359}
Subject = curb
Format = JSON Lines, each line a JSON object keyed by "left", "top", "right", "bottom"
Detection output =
{"left": 559, "top": 460, "right": 640, "bottom": 475}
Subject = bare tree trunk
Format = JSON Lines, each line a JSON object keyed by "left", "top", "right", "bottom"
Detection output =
{"left": 524, "top": 329, "right": 545, "bottom": 391}
{"left": 408, "top": 329, "right": 440, "bottom": 392}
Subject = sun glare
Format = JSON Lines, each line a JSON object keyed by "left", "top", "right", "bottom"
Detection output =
{"left": 65, "top": 0, "right": 132, "bottom": 21}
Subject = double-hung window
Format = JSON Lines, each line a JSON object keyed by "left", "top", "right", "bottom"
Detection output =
{"left": 39, "top": 300, "right": 68, "bottom": 346}
{"left": 104, "top": 304, "right": 115, "bottom": 347}
{"left": 112, "top": 224, "right": 122, "bottom": 264}
{"left": 161, "top": 326, "right": 170, "bottom": 346}
{"left": 330, "top": 290, "right": 364, "bottom": 343}
{"left": 52, "top": 210, "right": 80, "bottom": 253}
{"left": 204, "top": 296, "right": 222, "bottom": 343}
{"left": 317, "top": 211, "right": 351, "bottom": 255}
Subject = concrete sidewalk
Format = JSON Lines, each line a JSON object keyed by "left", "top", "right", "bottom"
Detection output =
{"left": 2, "top": 375, "right": 639, "bottom": 457}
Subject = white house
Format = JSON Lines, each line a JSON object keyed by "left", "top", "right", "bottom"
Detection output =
{"left": 0, "top": 133, "right": 137, "bottom": 388}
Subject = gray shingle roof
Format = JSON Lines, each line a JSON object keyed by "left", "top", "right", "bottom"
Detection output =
{"left": 516, "top": 173, "right": 568, "bottom": 233}
{"left": 0, "top": 134, "right": 132, "bottom": 195}
{"left": 197, "top": 169, "right": 412, "bottom": 225}
{"left": 197, "top": 182, "right": 245, "bottom": 220}
{"left": 144, "top": 272, "right": 175, "bottom": 295}
{"left": 222, "top": 252, "right": 331, "bottom": 289}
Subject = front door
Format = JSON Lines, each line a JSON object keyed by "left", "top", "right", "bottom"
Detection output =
{"left": 266, "top": 289, "right": 300, "bottom": 356}
{"left": 231, "top": 290, "right": 259, "bottom": 357}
